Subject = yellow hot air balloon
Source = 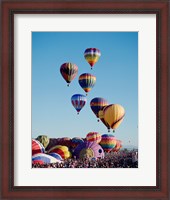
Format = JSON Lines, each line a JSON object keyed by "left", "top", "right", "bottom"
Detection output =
{"left": 98, "top": 109, "right": 110, "bottom": 132}
{"left": 103, "top": 104, "right": 125, "bottom": 131}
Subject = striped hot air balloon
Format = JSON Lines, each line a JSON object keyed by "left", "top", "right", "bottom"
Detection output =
{"left": 112, "top": 140, "right": 122, "bottom": 152}
{"left": 32, "top": 153, "right": 62, "bottom": 164}
{"left": 60, "top": 62, "right": 78, "bottom": 86}
{"left": 48, "top": 145, "right": 72, "bottom": 160}
{"left": 99, "top": 134, "right": 117, "bottom": 152}
{"left": 71, "top": 94, "right": 87, "bottom": 114}
{"left": 90, "top": 97, "right": 108, "bottom": 120}
{"left": 78, "top": 73, "right": 96, "bottom": 95}
{"left": 86, "top": 132, "right": 102, "bottom": 144}
{"left": 48, "top": 152, "right": 63, "bottom": 161}
{"left": 103, "top": 104, "right": 125, "bottom": 132}
{"left": 32, "top": 139, "right": 45, "bottom": 156}
{"left": 98, "top": 108, "right": 110, "bottom": 132}
{"left": 84, "top": 48, "right": 101, "bottom": 69}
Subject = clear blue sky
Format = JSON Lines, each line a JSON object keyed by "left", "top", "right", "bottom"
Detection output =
{"left": 32, "top": 32, "right": 138, "bottom": 147}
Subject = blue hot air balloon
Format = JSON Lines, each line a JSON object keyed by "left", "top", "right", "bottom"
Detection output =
{"left": 71, "top": 94, "right": 87, "bottom": 114}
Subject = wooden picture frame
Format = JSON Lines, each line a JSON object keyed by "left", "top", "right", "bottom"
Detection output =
{"left": 1, "top": 0, "right": 169, "bottom": 199}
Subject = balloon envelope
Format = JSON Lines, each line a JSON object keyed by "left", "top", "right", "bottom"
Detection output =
{"left": 48, "top": 145, "right": 72, "bottom": 159}
{"left": 48, "top": 152, "right": 63, "bottom": 161}
{"left": 32, "top": 139, "right": 45, "bottom": 156}
{"left": 71, "top": 94, "right": 87, "bottom": 114}
{"left": 99, "top": 134, "right": 117, "bottom": 152}
{"left": 32, "top": 153, "right": 62, "bottom": 164}
{"left": 74, "top": 141, "right": 104, "bottom": 159}
{"left": 103, "top": 104, "right": 125, "bottom": 131}
{"left": 84, "top": 48, "right": 101, "bottom": 69}
{"left": 90, "top": 97, "right": 108, "bottom": 118}
{"left": 36, "top": 135, "right": 49, "bottom": 148}
{"left": 86, "top": 132, "right": 102, "bottom": 144}
{"left": 71, "top": 137, "right": 84, "bottom": 148}
{"left": 60, "top": 62, "right": 78, "bottom": 85}
{"left": 98, "top": 108, "right": 110, "bottom": 131}
{"left": 78, "top": 73, "right": 96, "bottom": 94}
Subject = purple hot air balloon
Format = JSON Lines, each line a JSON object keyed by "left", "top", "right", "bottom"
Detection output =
{"left": 74, "top": 141, "right": 104, "bottom": 159}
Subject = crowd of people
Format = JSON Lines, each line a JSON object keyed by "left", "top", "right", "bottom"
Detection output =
{"left": 32, "top": 150, "right": 138, "bottom": 168}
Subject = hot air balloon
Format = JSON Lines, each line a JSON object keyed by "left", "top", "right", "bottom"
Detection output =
{"left": 90, "top": 97, "right": 108, "bottom": 121}
{"left": 32, "top": 153, "right": 62, "bottom": 165}
{"left": 99, "top": 134, "right": 117, "bottom": 152}
{"left": 71, "top": 137, "right": 84, "bottom": 148}
{"left": 86, "top": 132, "right": 102, "bottom": 144}
{"left": 60, "top": 62, "right": 78, "bottom": 86}
{"left": 32, "top": 139, "right": 45, "bottom": 156}
{"left": 74, "top": 141, "right": 104, "bottom": 159}
{"left": 48, "top": 152, "right": 63, "bottom": 161}
{"left": 36, "top": 135, "right": 49, "bottom": 148}
{"left": 45, "top": 138, "right": 62, "bottom": 151}
{"left": 112, "top": 140, "right": 122, "bottom": 152}
{"left": 60, "top": 137, "right": 72, "bottom": 147}
{"left": 71, "top": 94, "right": 87, "bottom": 114}
{"left": 103, "top": 104, "right": 125, "bottom": 132}
{"left": 48, "top": 145, "right": 72, "bottom": 160}
{"left": 98, "top": 108, "right": 110, "bottom": 132}
{"left": 84, "top": 48, "right": 101, "bottom": 69}
{"left": 78, "top": 73, "right": 96, "bottom": 95}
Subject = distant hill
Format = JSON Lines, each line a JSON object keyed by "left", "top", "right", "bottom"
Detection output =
{"left": 122, "top": 145, "right": 138, "bottom": 150}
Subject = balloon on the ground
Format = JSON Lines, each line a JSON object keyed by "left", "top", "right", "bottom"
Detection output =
{"left": 99, "top": 134, "right": 117, "bottom": 152}
{"left": 32, "top": 153, "right": 62, "bottom": 164}
{"left": 112, "top": 140, "right": 122, "bottom": 152}
{"left": 71, "top": 137, "right": 84, "bottom": 148}
{"left": 78, "top": 73, "right": 96, "bottom": 94}
{"left": 36, "top": 135, "right": 49, "bottom": 148}
{"left": 90, "top": 97, "right": 108, "bottom": 120}
{"left": 45, "top": 138, "right": 62, "bottom": 151}
{"left": 86, "top": 132, "right": 102, "bottom": 144}
{"left": 84, "top": 48, "right": 101, "bottom": 69}
{"left": 103, "top": 104, "right": 125, "bottom": 131}
{"left": 48, "top": 145, "right": 72, "bottom": 159}
{"left": 60, "top": 137, "right": 72, "bottom": 147}
{"left": 32, "top": 139, "right": 45, "bottom": 156}
{"left": 74, "top": 141, "right": 104, "bottom": 159}
{"left": 60, "top": 62, "right": 78, "bottom": 86}
{"left": 71, "top": 94, "right": 87, "bottom": 114}
{"left": 48, "top": 152, "right": 63, "bottom": 161}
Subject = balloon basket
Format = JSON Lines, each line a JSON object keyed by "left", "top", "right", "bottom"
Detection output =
{"left": 97, "top": 119, "right": 100, "bottom": 122}
{"left": 67, "top": 84, "right": 69, "bottom": 87}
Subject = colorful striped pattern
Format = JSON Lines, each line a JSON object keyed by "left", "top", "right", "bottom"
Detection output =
{"left": 32, "top": 139, "right": 45, "bottom": 156}
{"left": 99, "top": 134, "right": 117, "bottom": 152}
{"left": 71, "top": 94, "right": 87, "bottom": 113}
{"left": 48, "top": 152, "right": 63, "bottom": 161}
{"left": 47, "top": 145, "right": 71, "bottom": 159}
{"left": 60, "top": 62, "right": 78, "bottom": 84}
{"left": 78, "top": 73, "right": 96, "bottom": 93}
{"left": 32, "top": 153, "right": 62, "bottom": 164}
{"left": 84, "top": 48, "right": 101, "bottom": 68}
{"left": 98, "top": 109, "right": 110, "bottom": 130}
{"left": 86, "top": 132, "right": 102, "bottom": 144}
{"left": 103, "top": 104, "right": 125, "bottom": 131}
{"left": 112, "top": 140, "right": 122, "bottom": 152}
{"left": 90, "top": 97, "right": 108, "bottom": 118}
